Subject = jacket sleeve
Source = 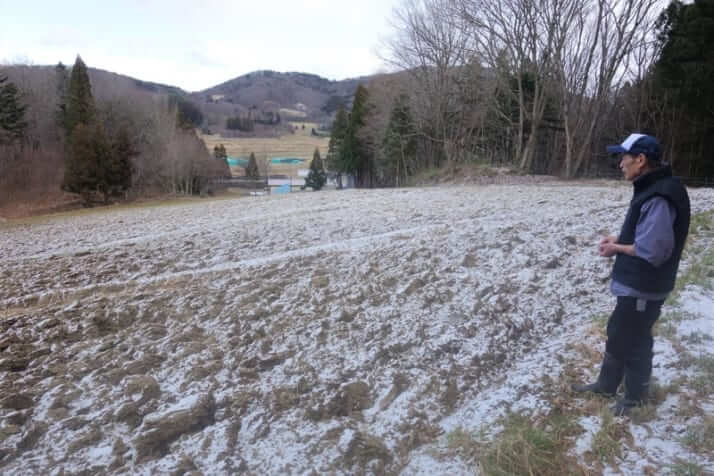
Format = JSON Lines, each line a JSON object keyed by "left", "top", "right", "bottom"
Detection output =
{"left": 634, "top": 196, "right": 677, "bottom": 268}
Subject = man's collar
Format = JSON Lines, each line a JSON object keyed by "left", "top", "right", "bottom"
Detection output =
{"left": 633, "top": 165, "right": 672, "bottom": 192}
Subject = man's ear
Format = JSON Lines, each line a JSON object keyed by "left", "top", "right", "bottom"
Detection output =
{"left": 636, "top": 153, "right": 647, "bottom": 168}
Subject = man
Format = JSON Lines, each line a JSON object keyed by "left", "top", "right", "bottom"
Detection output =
{"left": 572, "top": 133, "right": 691, "bottom": 416}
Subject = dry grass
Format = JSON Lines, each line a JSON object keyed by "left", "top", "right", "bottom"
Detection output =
{"left": 690, "top": 354, "right": 714, "bottom": 396}
{"left": 446, "top": 427, "right": 480, "bottom": 459}
{"left": 1, "top": 193, "right": 241, "bottom": 226}
{"left": 682, "top": 331, "right": 713, "bottom": 345}
{"left": 654, "top": 320, "right": 678, "bottom": 339}
{"left": 408, "top": 163, "right": 525, "bottom": 187}
{"left": 626, "top": 380, "right": 680, "bottom": 424}
{"left": 0, "top": 188, "right": 80, "bottom": 220}
{"left": 572, "top": 342, "right": 603, "bottom": 367}
{"left": 280, "top": 108, "right": 308, "bottom": 118}
{"left": 201, "top": 131, "right": 329, "bottom": 178}
{"left": 588, "top": 408, "right": 631, "bottom": 466}
{"left": 668, "top": 459, "right": 707, "bottom": 475}
{"left": 681, "top": 417, "right": 714, "bottom": 455}
{"left": 675, "top": 394, "right": 705, "bottom": 419}
{"left": 286, "top": 121, "right": 321, "bottom": 134}
{"left": 669, "top": 210, "right": 714, "bottom": 301}
{"left": 478, "top": 413, "right": 586, "bottom": 476}
{"left": 591, "top": 312, "right": 609, "bottom": 329}
{"left": 629, "top": 404, "right": 658, "bottom": 424}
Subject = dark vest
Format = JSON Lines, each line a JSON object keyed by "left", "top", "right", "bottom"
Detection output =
{"left": 612, "top": 166, "right": 690, "bottom": 294}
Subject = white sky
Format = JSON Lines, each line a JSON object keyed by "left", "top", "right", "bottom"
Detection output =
{"left": 0, "top": 0, "right": 401, "bottom": 91}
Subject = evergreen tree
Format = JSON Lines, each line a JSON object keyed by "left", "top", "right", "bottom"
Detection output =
{"left": 655, "top": 0, "right": 714, "bottom": 118}
{"left": 0, "top": 74, "right": 28, "bottom": 145}
{"left": 64, "top": 123, "right": 105, "bottom": 204}
{"left": 61, "top": 56, "right": 105, "bottom": 202}
{"left": 245, "top": 152, "right": 260, "bottom": 179}
{"left": 213, "top": 144, "right": 227, "bottom": 160}
{"left": 326, "top": 105, "right": 348, "bottom": 174}
{"left": 105, "top": 126, "right": 135, "bottom": 201}
{"left": 226, "top": 116, "right": 254, "bottom": 132}
{"left": 382, "top": 94, "right": 417, "bottom": 187}
{"left": 342, "top": 84, "right": 371, "bottom": 187}
{"left": 653, "top": 0, "right": 714, "bottom": 176}
{"left": 305, "top": 148, "right": 327, "bottom": 191}
{"left": 55, "top": 62, "right": 69, "bottom": 135}
{"left": 64, "top": 56, "right": 94, "bottom": 138}
{"left": 170, "top": 94, "right": 203, "bottom": 129}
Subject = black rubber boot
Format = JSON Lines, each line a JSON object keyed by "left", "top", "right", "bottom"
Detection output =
{"left": 571, "top": 352, "right": 624, "bottom": 397}
{"left": 611, "top": 398, "right": 642, "bottom": 417}
{"left": 614, "top": 352, "right": 652, "bottom": 415}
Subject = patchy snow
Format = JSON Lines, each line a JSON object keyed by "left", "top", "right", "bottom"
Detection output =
{"left": 678, "top": 289, "right": 714, "bottom": 336}
{"left": 575, "top": 416, "right": 599, "bottom": 456}
{"left": 1, "top": 183, "right": 713, "bottom": 475}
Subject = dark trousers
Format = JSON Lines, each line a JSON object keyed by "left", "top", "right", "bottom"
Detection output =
{"left": 603, "top": 296, "right": 664, "bottom": 401}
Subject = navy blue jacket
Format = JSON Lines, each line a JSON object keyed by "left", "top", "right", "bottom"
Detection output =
{"left": 612, "top": 166, "right": 690, "bottom": 294}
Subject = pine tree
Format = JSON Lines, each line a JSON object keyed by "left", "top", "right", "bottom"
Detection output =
{"left": 342, "top": 84, "right": 371, "bottom": 186}
{"left": 653, "top": 0, "right": 714, "bottom": 176}
{"left": 245, "top": 152, "right": 260, "bottom": 179}
{"left": 62, "top": 56, "right": 101, "bottom": 201}
{"left": 64, "top": 123, "right": 103, "bottom": 204}
{"left": 92, "top": 124, "right": 115, "bottom": 204}
{"left": 55, "top": 62, "right": 69, "bottom": 135}
{"left": 170, "top": 94, "right": 203, "bottom": 129}
{"left": 326, "top": 105, "right": 348, "bottom": 174}
{"left": 0, "top": 74, "right": 28, "bottom": 145}
{"left": 105, "top": 126, "right": 135, "bottom": 201}
{"left": 213, "top": 144, "right": 227, "bottom": 160}
{"left": 305, "top": 148, "right": 327, "bottom": 191}
{"left": 64, "top": 56, "right": 94, "bottom": 138}
{"left": 382, "top": 94, "right": 417, "bottom": 187}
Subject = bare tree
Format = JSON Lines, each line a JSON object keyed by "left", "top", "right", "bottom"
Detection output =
{"left": 554, "top": 0, "right": 662, "bottom": 177}
{"left": 383, "top": 0, "right": 479, "bottom": 167}
{"left": 455, "top": 0, "right": 578, "bottom": 171}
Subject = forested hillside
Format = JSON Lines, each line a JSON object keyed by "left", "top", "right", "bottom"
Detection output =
{"left": 0, "top": 58, "right": 228, "bottom": 214}
{"left": 195, "top": 70, "right": 365, "bottom": 137}
{"left": 324, "top": 0, "right": 714, "bottom": 187}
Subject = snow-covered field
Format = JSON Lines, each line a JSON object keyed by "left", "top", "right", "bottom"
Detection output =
{"left": 1, "top": 183, "right": 713, "bottom": 475}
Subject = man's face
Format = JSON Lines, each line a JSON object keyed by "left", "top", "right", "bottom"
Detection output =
{"left": 620, "top": 153, "right": 646, "bottom": 181}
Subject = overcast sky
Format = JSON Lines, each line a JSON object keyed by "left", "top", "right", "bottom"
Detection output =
{"left": 0, "top": 0, "right": 401, "bottom": 91}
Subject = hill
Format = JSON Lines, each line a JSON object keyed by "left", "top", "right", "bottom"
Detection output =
{"left": 0, "top": 64, "right": 227, "bottom": 213}
{"left": 3, "top": 63, "right": 374, "bottom": 139}
{"left": 197, "top": 70, "right": 366, "bottom": 123}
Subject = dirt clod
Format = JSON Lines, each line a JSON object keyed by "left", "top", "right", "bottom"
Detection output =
{"left": 344, "top": 431, "right": 393, "bottom": 473}
{"left": 134, "top": 393, "right": 216, "bottom": 460}
{"left": 1, "top": 393, "right": 33, "bottom": 411}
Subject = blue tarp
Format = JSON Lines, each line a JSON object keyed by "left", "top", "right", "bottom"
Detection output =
{"left": 271, "top": 158, "right": 305, "bottom": 164}
{"left": 226, "top": 157, "right": 305, "bottom": 166}
{"left": 226, "top": 157, "right": 248, "bottom": 166}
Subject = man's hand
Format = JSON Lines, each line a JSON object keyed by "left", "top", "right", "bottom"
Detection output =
{"left": 598, "top": 235, "right": 635, "bottom": 258}
{"left": 599, "top": 241, "right": 619, "bottom": 257}
{"left": 598, "top": 235, "right": 617, "bottom": 257}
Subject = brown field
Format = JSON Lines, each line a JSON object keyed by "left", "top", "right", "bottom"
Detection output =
{"left": 201, "top": 124, "right": 329, "bottom": 176}
{"left": 279, "top": 107, "right": 307, "bottom": 118}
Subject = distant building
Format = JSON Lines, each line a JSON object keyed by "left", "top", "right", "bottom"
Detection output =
{"left": 327, "top": 173, "right": 355, "bottom": 189}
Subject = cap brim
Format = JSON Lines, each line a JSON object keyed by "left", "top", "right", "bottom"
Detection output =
{"left": 606, "top": 145, "right": 626, "bottom": 155}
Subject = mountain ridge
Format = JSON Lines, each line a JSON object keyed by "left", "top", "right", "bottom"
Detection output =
{"left": 2, "top": 63, "right": 378, "bottom": 129}
{"left": 194, "top": 69, "right": 372, "bottom": 121}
